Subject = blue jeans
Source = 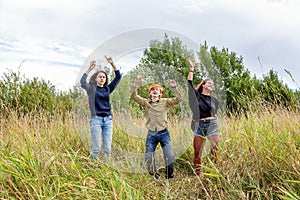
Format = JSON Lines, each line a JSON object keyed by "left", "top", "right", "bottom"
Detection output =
{"left": 145, "top": 128, "right": 175, "bottom": 178}
{"left": 89, "top": 115, "right": 113, "bottom": 159}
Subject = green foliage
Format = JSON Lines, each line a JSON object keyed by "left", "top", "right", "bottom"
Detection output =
{"left": 112, "top": 35, "right": 299, "bottom": 117}
{"left": 295, "top": 90, "right": 300, "bottom": 102}
{"left": 259, "top": 69, "right": 298, "bottom": 108}
{"left": 1, "top": 35, "right": 300, "bottom": 199}
{"left": 2, "top": 35, "right": 299, "bottom": 119}
{"left": 201, "top": 45, "right": 299, "bottom": 114}
{"left": 207, "top": 46, "right": 261, "bottom": 114}
{"left": 111, "top": 34, "right": 194, "bottom": 117}
{"left": 110, "top": 71, "right": 133, "bottom": 113}
{"left": 140, "top": 34, "right": 195, "bottom": 86}
{"left": 0, "top": 69, "right": 77, "bottom": 118}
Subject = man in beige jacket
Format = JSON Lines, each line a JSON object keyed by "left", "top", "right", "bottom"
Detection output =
{"left": 131, "top": 76, "right": 182, "bottom": 179}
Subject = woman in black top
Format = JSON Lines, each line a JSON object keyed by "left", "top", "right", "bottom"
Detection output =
{"left": 187, "top": 58, "right": 221, "bottom": 176}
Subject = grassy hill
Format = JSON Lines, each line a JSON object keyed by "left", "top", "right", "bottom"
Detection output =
{"left": 1, "top": 108, "right": 299, "bottom": 199}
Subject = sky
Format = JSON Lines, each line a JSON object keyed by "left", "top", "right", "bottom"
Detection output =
{"left": 1, "top": 0, "right": 300, "bottom": 91}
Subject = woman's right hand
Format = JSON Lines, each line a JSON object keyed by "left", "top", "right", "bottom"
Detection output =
{"left": 89, "top": 60, "right": 96, "bottom": 69}
{"left": 88, "top": 60, "right": 96, "bottom": 71}
{"left": 86, "top": 60, "right": 96, "bottom": 74}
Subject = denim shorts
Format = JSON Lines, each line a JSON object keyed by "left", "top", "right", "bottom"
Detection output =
{"left": 194, "top": 119, "right": 221, "bottom": 137}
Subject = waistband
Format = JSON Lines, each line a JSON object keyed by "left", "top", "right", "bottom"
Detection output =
{"left": 199, "top": 118, "right": 217, "bottom": 123}
{"left": 96, "top": 113, "right": 110, "bottom": 117}
{"left": 199, "top": 117, "right": 216, "bottom": 120}
{"left": 148, "top": 128, "right": 168, "bottom": 133}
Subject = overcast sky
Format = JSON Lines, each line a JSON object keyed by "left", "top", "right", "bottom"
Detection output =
{"left": 1, "top": 0, "right": 300, "bottom": 91}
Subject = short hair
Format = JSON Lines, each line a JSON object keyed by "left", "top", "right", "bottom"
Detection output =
{"left": 148, "top": 84, "right": 163, "bottom": 98}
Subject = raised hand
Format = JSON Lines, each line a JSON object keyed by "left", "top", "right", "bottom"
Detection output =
{"left": 104, "top": 55, "right": 118, "bottom": 70}
{"left": 188, "top": 58, "right": 195, "bottom": 70}
{"left": 135, "top": 76, "right": 142, "bottom": 85}
{"left": 169, "top": 79, "right": 176, "bottom": 88}
{"left": 86, "top": 60, "right": 96, "bottom": 73}
{"left": 104, "top": 55, "right": 114, "bottom": 64}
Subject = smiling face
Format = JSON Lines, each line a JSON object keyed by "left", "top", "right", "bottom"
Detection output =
{"left": 148, "top": 84, "right": 163, "bottom": 99}
{"left": 96, "top": 72, "right": 107, "bottom": 87}
{"left": 202, "top": 79, "right": 215, "bottom": 92}
{"left": 149, "top": 88, "right": 161, "bottom": 98}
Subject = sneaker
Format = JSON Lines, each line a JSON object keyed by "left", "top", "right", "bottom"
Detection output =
{"left": 149, "top": 172, "right": 160, "bottom": 180}
{"left": 165, "top": 174, "right": 174, "bottom": 179}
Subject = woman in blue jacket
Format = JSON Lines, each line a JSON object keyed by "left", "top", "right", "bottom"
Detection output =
{"left": 80, "top": 56, "right": 122, "bottom": 159}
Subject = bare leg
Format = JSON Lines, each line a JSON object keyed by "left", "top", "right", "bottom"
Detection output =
{"left": 208, "top": 135, "right": 221, "bottom": 162}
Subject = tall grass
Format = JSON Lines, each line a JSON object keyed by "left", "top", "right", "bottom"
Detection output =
{"left": 1, "top": 108, "right": 299, "bottom": 199}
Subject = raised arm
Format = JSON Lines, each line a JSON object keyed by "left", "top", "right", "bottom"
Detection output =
{"left": 80, "top": 60, "right": 97, "bottom": 92}
{"left": 87, "top": 60, "right": 96, "bottom": 74}
{"left": 187, "top": 57, "right": 195, "bottom": 81}
{"left": 131, "top": 76, "right": 148, "bottom": 107}
{"left": 187, "top": 58, "right": 200, "bottom": 121}
{"left": 105, "top": 55, "right": 118, "bottom": 71}
{"left": 166, "top": 80, "right": 182, "bottom": 107}
{"left": 105, "top": 56, "right": 122, "bottom": 92}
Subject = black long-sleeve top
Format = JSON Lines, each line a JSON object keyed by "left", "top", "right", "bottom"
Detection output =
{"left": 188, "top": 80, "right": 219, "bottom": 119}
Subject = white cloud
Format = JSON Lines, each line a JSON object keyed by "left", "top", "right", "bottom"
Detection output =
{"left": 0, "top": 0, "right": 300, "bottom": 90}
{"left": 0, "top": 59, "right": 79, "bottom": 92}
{"left": 0, "top": 35, "right": 87, "bottom": 91}
{"left": 165, "top": 0, "right": 208, "bottom": 13}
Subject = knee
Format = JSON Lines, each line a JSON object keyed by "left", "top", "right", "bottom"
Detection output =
{"left": 164, "top": 150, "right": 174, "bottom": 163}
{"left": 144, "top": 152, "right": 154, "bottom": 161}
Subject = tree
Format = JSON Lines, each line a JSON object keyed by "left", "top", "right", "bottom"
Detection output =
{"left": 111, "top": 34, "right": 198, "bottom": 117}
{"left": 259, "top": 69, "right": 298, "bottom": 109}
{"left": 140, "top": 34, "right": 197, "bottom": 86}
{"left": 0, "top": 69, "right": 74, "bottom": 118}
{"left": 110, "top": 36, "right": 300, "bottom": 117}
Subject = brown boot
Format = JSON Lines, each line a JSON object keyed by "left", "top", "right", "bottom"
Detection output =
{"left": 193, "top": 136, "right": 205, "bottom": 176}
{"left": 193, "top": 157, "right": 202, "bottom": 176}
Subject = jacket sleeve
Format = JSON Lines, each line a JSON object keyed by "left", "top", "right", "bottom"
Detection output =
{"left": 188, "top": 80, "right": 200, "bottom": 130}
{"left": 108, "top": 70, "right": 122, "bottom": 93}
{"left": 131, "top": 87, "right": 148, "bottom": 107}
{"left": 165, "top": 87, "right": 183, "bottom": 108}
{"left": 188, "top": 80, "right": 200, "bottom": 119}
{"left": 80, "top": 73, "right": 93, "bottom": 93}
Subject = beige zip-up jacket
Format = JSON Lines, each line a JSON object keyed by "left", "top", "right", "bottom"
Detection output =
{"left": 131, "top": 87, "right": 182, "bottom": 132}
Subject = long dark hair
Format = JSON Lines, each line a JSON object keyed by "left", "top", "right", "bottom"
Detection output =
{"left": 196, "top": 78, "right": 213, "bottom": 94}
{"left": 89, "top": 70, "right": 109, "bottom": 86}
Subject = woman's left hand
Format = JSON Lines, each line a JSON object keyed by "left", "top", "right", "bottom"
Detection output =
{"left": 105, "top": 55, "right": 118, "bottom": 70}
{"left": 104, "top": 55, "right": 114, "bottom": 64}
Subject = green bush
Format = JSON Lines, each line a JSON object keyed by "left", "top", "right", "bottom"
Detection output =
{"left": 0, "top": 69, "right": 75, "bottom": 118}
